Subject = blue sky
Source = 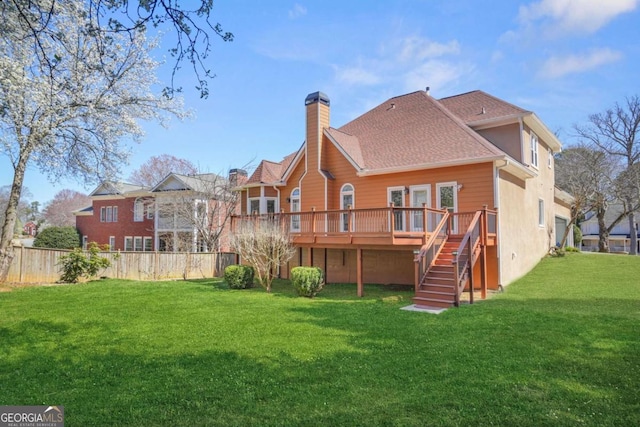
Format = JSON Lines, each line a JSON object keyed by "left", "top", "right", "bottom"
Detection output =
{"left": 3, "top": 0, "right": 640, "bottom": 204}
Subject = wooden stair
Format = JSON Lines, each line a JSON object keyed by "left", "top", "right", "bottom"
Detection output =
{"left": 413, "top": 236, "right": 462, "bottom": 309}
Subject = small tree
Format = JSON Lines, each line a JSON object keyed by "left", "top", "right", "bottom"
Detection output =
{"left": 58, "top": 242, "right": 111, "bottom": 283}
{"left": 128, "top": 154, "right": 198, "bottom": 187}
{"left": 230, "top": 220, "right": 296, "bottom": 293}
{"left": 33, "top": 226, "right": 80, "bottom": 249}
{"left": 43, "top": 190, "right": 91, "bottom": 227}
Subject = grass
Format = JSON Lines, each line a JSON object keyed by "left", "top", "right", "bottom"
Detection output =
{"left": 0, "top": 253, "right": 638, "bottom": 426}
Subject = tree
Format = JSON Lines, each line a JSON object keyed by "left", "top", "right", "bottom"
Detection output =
{"left": 575, "top": 95, "right": 640, "bottom": 254}
{"left": 555, "top": 145, "right": 619, "bottom": 251}
{"left": 0, "top": 1, "right": 186, "bottom": 281}
{"left": 0, "top": 0, "right": 233, "bottom": 99}
{"left": 0, "top": 186, "right": 32, "bottom": 237}
{"left": 129, "top": 154, "right": 198, "bottom": 187}
{"left": 230, "top": 220, "right": 296, "bottom": 293}
{"left": 43, "top": 189, "right": 91, "bottom": 227}
{"left": 33, "top": 226, "right": 81, "bottom": 249}
{"left": 155, "top": 172, "right": 240, "bottom": 253}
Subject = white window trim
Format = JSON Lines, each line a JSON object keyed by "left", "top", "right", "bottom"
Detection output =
{"left": 387, "top": 186, "right": 406, "bottom": 232}
{"left": 409, "top": 184, "right": 431, "bottom": 232}
{"left": 530, "top": 132, "right": 539, "bottom": 169}
{"left": 82, "top": 236, "right": 88, "bottom": 250}
{"left": 143, "top": 237, "right": 153, "bottom": 252}
{"left": 134, "top": 198, "right": 145, "bottom": 222}
{"left": 538, "top": 198, "right": 545, "bottom": 227}
{"left": 248, "top": 198, "right": 260, "bottom": 215}
{"left": 109, "top": 236, "right": 116, "bottom": 251}
{"left": 436, "top": 182, "right": 458, "bottom": 233}
{"left": 290, "top": 188, "right": 301, "bottom": 232}
{"left": 340, "top": 183, "right": 355, "bottom": 232}
{"left": 124, "top": 236, "right": 133, "bottom": 251}
{"left": 548, "top": 148, "right": 553, "bottom": 169}
{"left": 134, "top": 236, "right": 143, "bottom": 252}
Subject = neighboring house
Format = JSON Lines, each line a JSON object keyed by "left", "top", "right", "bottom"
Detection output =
{"left": 23, "top": 221, "right": 38, "bottom": 237}
{"left": 75, "top": 170, "right": 246, "bottom": 252}
{"left": 233, "top": 90, "right": 572, "bottom": 308}
{"left": 581, "top": 205, "right": 639, "bottom": 253}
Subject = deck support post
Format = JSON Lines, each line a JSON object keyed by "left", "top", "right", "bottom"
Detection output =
{"left": 356, "top": 248, "right": 363, "bottom": 297}
{"left": 481, "top": 205, "right": 488, "bottom": 299}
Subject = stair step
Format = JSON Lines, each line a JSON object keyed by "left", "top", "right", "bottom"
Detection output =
{"left": 416, "top": 289, "right": 456, "bottom": 299}
{"left": 424, "top": 277, "right": 455, "bottom": 286}
{"left": 413, "top": 296, "right": 454, "bottom": 309}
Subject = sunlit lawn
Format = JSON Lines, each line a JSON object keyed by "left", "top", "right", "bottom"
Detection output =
{"left": 0, "top": 253, "right": 638, "bottom": 426}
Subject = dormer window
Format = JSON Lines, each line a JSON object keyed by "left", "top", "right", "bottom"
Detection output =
{"left": 530, "top": 132, "right": 539, "bottom": 168}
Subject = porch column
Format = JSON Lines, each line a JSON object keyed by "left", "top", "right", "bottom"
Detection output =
{"left": 356, "top": 248, "right": 363, "bottom": 297}
{"left": 306, "top": 247, "right": 312, "bottom": 266}
{"left": 481, "top": 205, "right": 488, "bottom": 299}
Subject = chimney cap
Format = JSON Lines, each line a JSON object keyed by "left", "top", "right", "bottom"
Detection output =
{"left": 305, "top": 91, "right": 330, "bottom": 106}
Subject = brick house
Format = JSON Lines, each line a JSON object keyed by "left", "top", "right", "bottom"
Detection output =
{"left": 75, "top": 171, "right": 246, "bottom": 252}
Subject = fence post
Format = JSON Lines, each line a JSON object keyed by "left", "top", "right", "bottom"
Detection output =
{"left": 19, "top": 245, "right": 24, "bottom": 283}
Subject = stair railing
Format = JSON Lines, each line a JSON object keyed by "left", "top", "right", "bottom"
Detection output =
{"left": 413, "top": 211, "right": 450, "bottom": 292}
{"left": 451, "top": 211, "right": 483, "bottom": 306}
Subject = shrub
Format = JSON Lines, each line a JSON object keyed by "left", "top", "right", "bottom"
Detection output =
{"left": 291, "top": 266, "right": 324, "bottom": 298}
{"left": 58, "top": 242, "right": 111, "bottom": 283}
{"left": 565, "top": 246, "right": 580, "bottom": 252}
{"left": 224, "top": 265, "right": 255, "bottom": 289}
{"left": 573, "top": 224, "right": 582, "bottom": 247}
{"left": 34, "top": 226, "right": 80, "bottom": 249}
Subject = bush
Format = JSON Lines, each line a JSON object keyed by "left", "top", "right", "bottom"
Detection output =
{"left": 58, "top": 242, "right": 111, "bottom": 283}
{"left": 224, "top": 265, "right": 255, "bottom": 289}
{"left": 34, "top": 226, "right": 80, "bottom": 249}
{"left": 565, "top": 246, "right": 580, "bottom": 252}
{"left": 573, "top": 224, "right": 582, "bottom": 247}
{"left": 291, "top": 266, "right": 324, "bottom": 298}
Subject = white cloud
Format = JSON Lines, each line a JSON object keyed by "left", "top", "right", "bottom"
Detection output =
{"left": 403, "top": 60, "right": 474, "bottom": 93}
{"left": 398, "top": 37, "right": 460, "bottom": 62}
{"left": 334, "top": 66, "right": 381, "bottom": 86}
{"left": 519, "top": 0, "right": 638, "bottom": 34}
{"left": 288, "top": 4, "right": 307, "bottom": 19}
{"left": 538, "top": 48, "right": 622, "bottom": 78}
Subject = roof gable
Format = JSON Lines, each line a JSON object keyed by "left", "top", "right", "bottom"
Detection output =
{"left": 89, "top": 181, "right": 147, "bottom": 197}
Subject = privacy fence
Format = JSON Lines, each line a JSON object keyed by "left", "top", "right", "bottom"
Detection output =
{"left": 6, "top": 246, "right": 237, "bottom": 284}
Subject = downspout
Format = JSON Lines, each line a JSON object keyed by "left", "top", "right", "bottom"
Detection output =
{"left": 272, "top": 185, "right": 281, "bottom": 212}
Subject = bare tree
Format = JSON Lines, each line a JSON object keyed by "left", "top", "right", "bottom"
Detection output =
{"left": 0, "top": 1, "right": 186, "bottom": 281}
{"left": 230, "top": 220, "right": 296, "bottom": 293}
{"left": 155, "top": 172, "right": 241, "bottom": 253}
{"left": 0, "top": 0, "right": 233, "bottom": 99}
{"left": 129, "top": 154, "right": 198, "bottom": 187}
{"left": 555, "top": 145, "right": 619, "bottom": 250}
{"left": 42, "top": 189, "right": 91, "bottom": 227}
{"left": 575, "top": 95, "right": 640, "bottom": 254}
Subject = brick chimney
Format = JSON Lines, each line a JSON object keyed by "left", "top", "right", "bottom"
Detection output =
{"left": 303, "top": 91, "right": 330, "bottom": 211}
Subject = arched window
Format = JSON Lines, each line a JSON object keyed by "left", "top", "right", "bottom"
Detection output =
{"left": 134, "top": 198, "right": 144, "bottom": 222}
{"left": 340, "top": 184, "right": 354, "bottom": 232}
{"left": 290, "top": 188, "right": 301, "bottom": 231}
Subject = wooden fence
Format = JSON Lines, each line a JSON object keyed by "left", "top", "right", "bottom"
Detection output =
{"left": 5, "top": 246, "right": 237, "bottom": 284}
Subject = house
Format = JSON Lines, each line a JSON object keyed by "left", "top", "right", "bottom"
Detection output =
{"left": 581, "top": 205, "right": 639, "bottom": 253}
{"left": 232, "top": 89, "right": 572, "bottom": 308}
{"left": 23, "top": 221, "right": 38, "bottom": 237}
{"left": 75, "top": 170, "right": 246, "bottom": 252}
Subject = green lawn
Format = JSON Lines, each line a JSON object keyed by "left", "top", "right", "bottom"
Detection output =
{"left": 1, "top": 253, "right": 638, "bottom": 426}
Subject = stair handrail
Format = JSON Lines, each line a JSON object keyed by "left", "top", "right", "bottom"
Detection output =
{"left": 413, "top": 211, "right": 450, "bottom": 292}
{"left": 451, "top": 211, "right": 483, "bottom": 306}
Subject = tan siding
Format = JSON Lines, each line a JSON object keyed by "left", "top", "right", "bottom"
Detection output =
{"left": 263, "top": 187, "right": 278, "bottom": 197}
{"left": 477, "top": 123, "right": 521, "bottom": 162}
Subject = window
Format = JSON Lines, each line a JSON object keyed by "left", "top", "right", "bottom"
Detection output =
{"left": 109, "top": 236, "right": 116, "bottom": 251}
{"left": 538, "top": 199, "right": 545, "bottom": 227}
{"left": 134, "top": 199, "right": 144, "bottom": 221}
{"left": 410, "top": 185, "right": 431, "bottom": 231}
{"left": 124, "top": 236, "right": 133, "bottom": 251}
{"left": 387, "top": 187, "right": 405, "bottom": 232}
{"left": 82, "top": 236, "right": 88, "bottom": 250}
{"left": 101, "top": 206, "right": 118, "bottom": 222}
{"left": 134, "top": 236, "right": 143, "bottom": 251}
{"left": 548, "top": 148, "right": 553, "bottom": 169}
{"left": 146, "top": 204, "right": 154, "bottom": 220}
{"left": 290, "top": 188, "right": 301, "bottom": 232}
{"left": 340, "top": 184, "right": 354, "bottom": 232}
{"left": 249, "top": 199, "right": 260, "bottom": 215}
{"left": 266, "top": 198, "right": 277, "bottom": 214}
{"left": 530, "top": 132, "right": 539, "bottom": 168}
{"left": 144, "top": 237, "right": 153, "bottom": 252}
{"left": 436, "top": 182, "right": 458, "bottom": 233}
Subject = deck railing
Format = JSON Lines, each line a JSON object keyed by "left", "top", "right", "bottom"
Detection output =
{"left": 231, "top": 206, "right": 448, "bottom": 243}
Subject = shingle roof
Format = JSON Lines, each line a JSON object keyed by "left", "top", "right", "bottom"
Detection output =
{"left": 336, "top": 91, "right": 505, "bottom": 171}
{"left": 439, "top": 90, "right": 530, "bottom": 125}
{"left": 246, "top": 151, "right": 299, "bottom": 185}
